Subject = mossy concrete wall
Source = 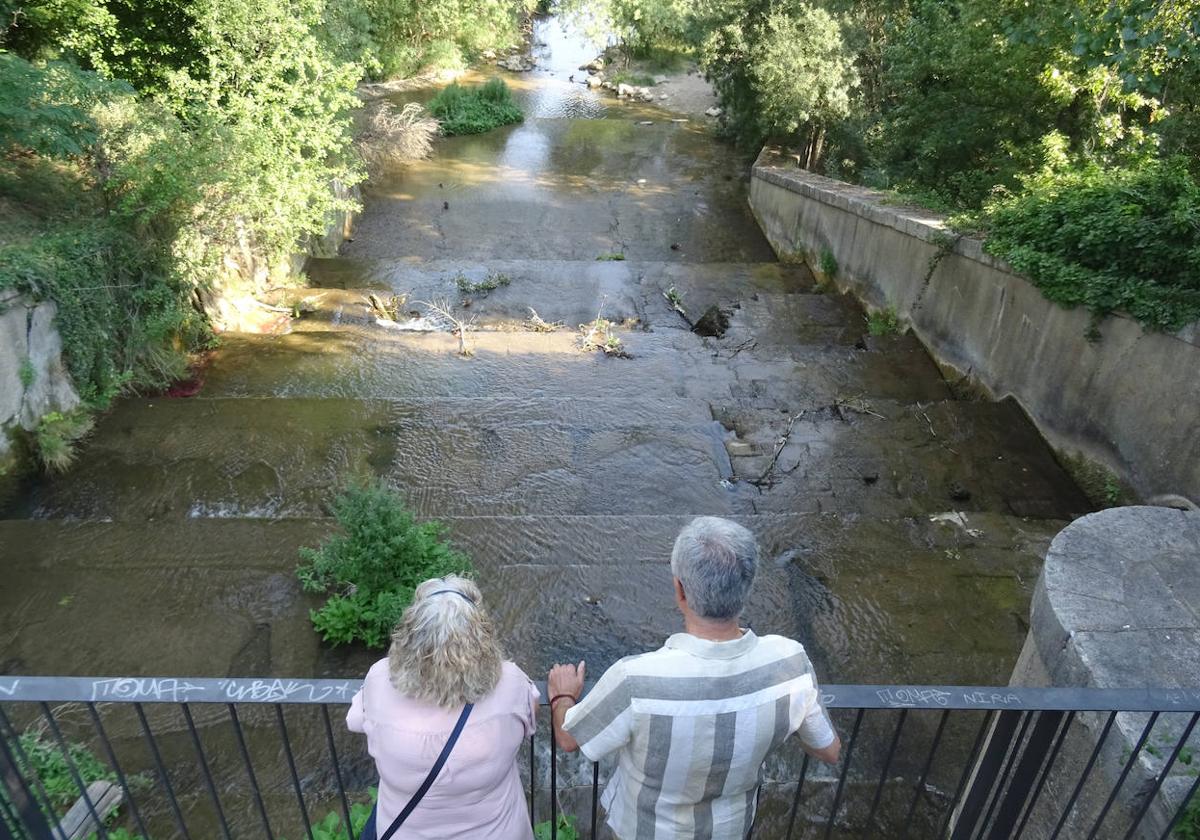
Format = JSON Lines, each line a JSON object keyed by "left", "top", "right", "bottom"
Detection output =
{"left": 749, "top": 147, "right": 1200, "bottom": 507}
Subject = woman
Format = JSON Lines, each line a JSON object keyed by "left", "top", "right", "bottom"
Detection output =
{"left": 347, "top": 575, "right": 538, "bottom": 840}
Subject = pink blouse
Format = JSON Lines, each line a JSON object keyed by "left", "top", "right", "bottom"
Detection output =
{"left": 346, "top": 659, "right": 539, "bottom": 839}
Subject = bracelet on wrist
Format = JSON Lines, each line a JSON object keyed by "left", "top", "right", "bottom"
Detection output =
{"left": 549, "top": 693, "right": 577, "bottom": 711}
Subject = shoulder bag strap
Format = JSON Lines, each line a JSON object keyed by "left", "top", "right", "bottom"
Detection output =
{"left": 378, "top": 702, "right": 474, "bottom": 840}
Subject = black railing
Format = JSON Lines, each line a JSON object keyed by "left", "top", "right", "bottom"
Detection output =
{"left": 1, "top": 677, "right": 1198, "bottom": 839}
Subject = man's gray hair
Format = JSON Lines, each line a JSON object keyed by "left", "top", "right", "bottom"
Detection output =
{"left": 670, "top": 517, "right": 758, "bottom": 620}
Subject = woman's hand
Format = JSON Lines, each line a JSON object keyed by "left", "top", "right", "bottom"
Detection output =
{"left": 548, "top": 661, "right": 586, "bottom": 701}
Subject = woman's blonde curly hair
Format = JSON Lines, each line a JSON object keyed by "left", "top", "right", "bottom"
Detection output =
{"left": 388, "top": 575, "right": 503, "bottom": 709}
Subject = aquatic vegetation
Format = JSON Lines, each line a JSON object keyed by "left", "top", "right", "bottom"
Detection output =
{"left": 297, "top": 483, "right": 473, "bottom": 648}
{"left": 455, "top": 271, "right": 512, "bottom": 296}
{"left": 865, "top": 308, "right": 901, "bottom": 337}
{"left": 595, "top": 252, "right": 626, "bottom": 261}
{"left": 427, "top": 78, "right": 523, "bottom": 136}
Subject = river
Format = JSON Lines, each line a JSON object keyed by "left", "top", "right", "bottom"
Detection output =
{"left": 0, "top": 14, "right": 1091, "bottom": 838}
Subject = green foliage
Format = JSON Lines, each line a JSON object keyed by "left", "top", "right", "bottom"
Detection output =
{"left": 610, "top": 70, "right": 657, "bottom": 88}
{"left": 16, "top": 730, "right": 113, "bottom": 809}
{"left": 428, "top": 78, "right": 524, "bottom": 136}
{"left": 700, "top": 1, "right": 858, "bottom": 149}
{"left": 35, "top": 409, "right": 95, "bottom": 472}
{"left": 818, "top": 248, "right": 838, "bottom": 278}
{"left": 297, "top": 483, "right": 473, "bottom": 648}
{"left": 1178, "top": 788, "right": 1200, "bottom": 840}
{"left": 535, "top": 815, "right": 580, "bottom": 840}
{"left": 455, "top": 271, "right": 512, "bottom": 295}
{"left": 18, "top": 358, "right": 35, "bottom": 388}
{"left": 866, "top": 308, "right": 900, "bottom": 336}
{"left": 595, "top": 252, "right": 626, "bottom": 261}
{"left": 281, "top": 789, "right": 376, "bottom": 840}
{"left": 980, "top": 159, "right": 1200, "bottom": 332}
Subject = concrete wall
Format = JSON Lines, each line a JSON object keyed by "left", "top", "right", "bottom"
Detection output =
{"left": 749, "top": 147, "right": 1200, "bottom": 507}
{"left": 0, "top": 291, "right": 81, "bottom": 474}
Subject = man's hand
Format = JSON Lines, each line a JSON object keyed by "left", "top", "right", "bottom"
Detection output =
{"left": 548, "top": 661, "right": 586, "bottom": 701}
{"left": 547, "top": 661, "right": 586, "bottom": 753}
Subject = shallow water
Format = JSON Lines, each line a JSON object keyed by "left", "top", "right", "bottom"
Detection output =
{"left": 0, "top": 15, "right": 1091, "bottom": 838}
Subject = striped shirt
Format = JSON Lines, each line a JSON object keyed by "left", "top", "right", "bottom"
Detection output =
{"left": 563, "top": 630, "right": 835, "bottom": 840}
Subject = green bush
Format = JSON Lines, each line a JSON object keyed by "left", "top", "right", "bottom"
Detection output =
{"left": 16, "top": 730, "right": 113, "bottom": 809}
{"left": 428, "top": 78, "right": 523, "bottom": 136}
{"left": 981, "top": 159, "right": 1200, "bottom": 332}
{"left": 297, "top": 483, "right": 473, "bottom": 648}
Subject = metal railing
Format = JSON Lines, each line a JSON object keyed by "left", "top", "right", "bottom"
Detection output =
{"left": 1, "top": 677, "right": 1198, "bottom": 839}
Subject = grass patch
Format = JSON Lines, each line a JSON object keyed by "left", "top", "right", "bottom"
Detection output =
{"left": 18, "top": 358, "right": 34, "bottom": 388}
{"left": 427, "top": 78, "right": 523, "bottom": 136}
{"left": 34, "top": 409, "right": 94, "bottom": 473}
{"left": 454, "top": 271, "right": 511, "bottom": 295}
{"left": 579, "top": 316, "right": 630, "bottom": 357}
{"left": 610, "top": 70, "right": 657, "bottom": 88}
{"left": 595, "top": 252, "right": 626, "bottom": 261}
{"left": 818, "top": 248, "right": 838, "bottom": 278}
{"left": 297, "top": 482, "right": 473, "bottom": 648}
{"left": 865, "top": 308, "right": 901, "bottom": 336}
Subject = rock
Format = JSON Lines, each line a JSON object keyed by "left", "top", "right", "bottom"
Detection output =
{"left": 726, "top": 440, "right": 757, "bottom": 457}
{"left": 602, "top": 81, "right": 616, "bottom": 91}
{"left": 705, "top": 106, "right": 723, "bottom": 117}
{"left": 617, "top": 83, "right": 634, "bottom": 98}
{"left": 692, "top": 304, "right": 730, "bottom": 338}
{"left": 638, "top": 90, "right": 655, "bottom": 102}
{"left": 0, "top": 299, "right": 28, "bottom": 428}
{"left": 586, "top": 75, "right": 603, "bottom": 89}
{"left": 482, "top": 49, "right": 496, "bottom": 60}
{"left": 948, "top": 481, "right": 972, "bottom": 502}
{"left": 581, "top": 58, "right": 604, "bottom": 72}
{"left": 638, "top": 120, "right": 653, "bottom": 126}
{"left": 18, "top": 302, "right": 81, "bottom": 431}
{"left": 659, "top": 94, "right": 669, "bottom": 100}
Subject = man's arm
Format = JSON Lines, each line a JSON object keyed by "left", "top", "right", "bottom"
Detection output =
{"left": 548, "top": 661, "right": 586, "bottom": 752}
{"left": 805, "top": 733, "right": 841, "bottom": 765}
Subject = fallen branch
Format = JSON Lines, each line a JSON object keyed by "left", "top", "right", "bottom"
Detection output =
{"left": 416, "top": 298, "right": 475, "bottom": 357}
{"left": 749, "top": 410, "right": 806, "bottom": 487}
{"left": 526, "top": 307, "right": 563, "bottom": 332}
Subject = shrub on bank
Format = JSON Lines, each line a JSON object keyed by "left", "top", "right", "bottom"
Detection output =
{"left": 297, "top": 483, "right": 474, "bottom": 648}
{"left": 980, "top": 159, "right": 1200, "bottom": 333}
{"left": 427, "top": 78, "right": 523, "bottom": 136}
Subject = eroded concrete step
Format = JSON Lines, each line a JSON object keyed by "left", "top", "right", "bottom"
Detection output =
{"left": 5, "top": 396, "right": 1087, "bottom": 522}
{"left": 301, "top": 258, "right": 824, "bottom": 333}
{"left": 0, "top": 512, "right": 1061, "bottom": 685}
{"left": 344, "top": 116, "right": 775, "bottom": 263}
{"left": 201, "top": 327, "right": 953, "bottom": 406}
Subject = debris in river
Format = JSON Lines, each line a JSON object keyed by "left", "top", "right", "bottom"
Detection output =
{"left": 579, "top": 299, "right": 631, "bottom": 358}
{"left": 454, "top": 271, "right": 511, "bottom": 296}
{"left": 663, "top": 286, "right": 691, "bottom": 326}
{"left": 747, "top": 410, "right": 806, "bottom": 488}
{"left": 526, "top": 307, "right": 563, "bottom": 332}
{"left": 416, "top": 298, "right": 475, "bottom": 356}
{"left": 368, "top": 292, "right": 405, "bottom": 320}
{"left": 692, "top": 304, "right": 730, "bottom": 337}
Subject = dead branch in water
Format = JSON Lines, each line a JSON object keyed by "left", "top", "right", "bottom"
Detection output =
{"left": 748, "top": 410, "right": 807, "bottom": 487}
{"left": 417, "top": 298, "right": 475, "bottom": 357}
{"left": 526, "top": 307, "right": 563, "bottom": 332}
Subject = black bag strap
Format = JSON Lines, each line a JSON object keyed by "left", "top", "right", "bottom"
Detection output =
{"left": 379, "top": 702, "right": 474, "bottom": 840}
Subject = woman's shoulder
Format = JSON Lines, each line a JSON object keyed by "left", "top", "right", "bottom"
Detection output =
{"left": 490, "top": 661, "right": 538, "bottom": 703}
{"left": 364, "top": 657, "right": 391, "bottom": 682}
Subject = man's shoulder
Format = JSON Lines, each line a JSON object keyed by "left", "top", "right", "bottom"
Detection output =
{"left": 755, "top": 633, "right": 810, "bottom": 658}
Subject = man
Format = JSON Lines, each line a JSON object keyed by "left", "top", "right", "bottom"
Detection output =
{"left": 547, "top": 516, "right": 840, "bottom": 840}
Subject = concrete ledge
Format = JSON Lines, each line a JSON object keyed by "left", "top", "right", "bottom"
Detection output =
{"left": 750, "top": 147, "right": 1200, "bottom": 505}
{"left": 1012, "top": 507, "right": 1200, "bottom": 838}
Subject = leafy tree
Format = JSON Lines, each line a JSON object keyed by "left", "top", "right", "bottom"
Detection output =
{"left": 980, "top": 158, "right": 1200, "bottom": 331}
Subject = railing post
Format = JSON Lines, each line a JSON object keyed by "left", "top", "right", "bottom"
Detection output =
{"left": 949, "top": 710, "right": 1022, "bottom": 838}
{"left": 0, "top": 728, "right": 53, "bottom": 840}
